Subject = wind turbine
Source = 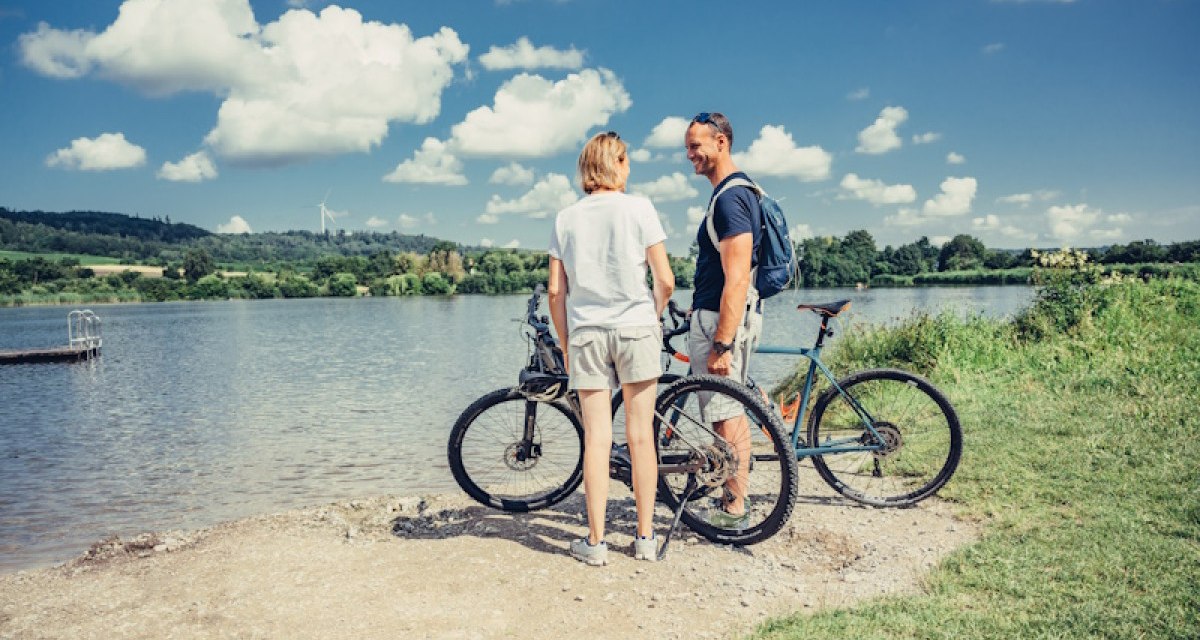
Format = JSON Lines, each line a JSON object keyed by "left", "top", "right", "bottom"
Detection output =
{"left": 318, "top": 189, "right": 337, "bottom": 233}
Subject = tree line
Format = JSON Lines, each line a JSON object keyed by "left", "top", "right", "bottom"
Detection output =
{"left": 1, "top": 207, "right": 1197, "bottom": 305}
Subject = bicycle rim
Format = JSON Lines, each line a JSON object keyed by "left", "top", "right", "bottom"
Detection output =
{"left": 654, "top": 375, "right": 797, "bottom": 545}
{"left": 448, "top": 388, "right": 584, "bottom": 512}
{"left": 808, "top": 369, "right": 962, "bottom": 507}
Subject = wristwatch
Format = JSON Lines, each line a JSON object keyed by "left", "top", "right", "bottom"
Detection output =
{"left": 712, "top": 339, "right": 734, "bottom": 356}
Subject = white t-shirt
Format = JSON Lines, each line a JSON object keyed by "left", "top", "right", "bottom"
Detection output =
{"left": 548, "top": 191, "right": 667, "bottom": 333}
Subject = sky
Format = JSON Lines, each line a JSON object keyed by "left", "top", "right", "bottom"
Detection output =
{"left": 1, "top": 0, "right": 1197, "bottom": 255}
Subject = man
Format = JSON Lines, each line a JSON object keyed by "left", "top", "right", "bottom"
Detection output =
{"left": 684, "top": 111, "right": 762, "bottom": 526}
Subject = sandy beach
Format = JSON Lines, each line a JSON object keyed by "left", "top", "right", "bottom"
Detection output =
{"left": 0, "top": 481, "right": 977, "bottom": 640}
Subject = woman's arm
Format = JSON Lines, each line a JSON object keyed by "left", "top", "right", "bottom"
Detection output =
{"left": 645, "top": 242, "right": 675, "bottom": 318}
{"left": 547, "top": 257, "right": 570, "bottom": 365}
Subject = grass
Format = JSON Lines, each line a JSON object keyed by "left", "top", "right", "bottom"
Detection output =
{"left": 0, "top": 250, "right": 123, "bottom": 265}
{"left": 757, "top": 278, "right": 1200, "bottom": 639}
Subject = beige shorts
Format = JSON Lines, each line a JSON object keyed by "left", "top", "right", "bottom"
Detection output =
{"left": 688, "top": 307, "right": 763, "bottom": 422}
{"left": 568, "top": 325, "right": 663, "bottom": 390}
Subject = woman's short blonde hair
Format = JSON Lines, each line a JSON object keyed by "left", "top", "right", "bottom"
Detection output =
{"left": 577, "top": 131, "right": 627, "bottom": 195}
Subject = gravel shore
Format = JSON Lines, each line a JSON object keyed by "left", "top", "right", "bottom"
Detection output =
{"left": 0, "top": 481, "right": 977, "bottom": 639}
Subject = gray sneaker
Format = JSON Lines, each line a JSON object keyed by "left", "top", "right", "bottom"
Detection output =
{"left": 570, "top": 538, "right": 608, "bottom": 566}
{"left": 633, "top": 535, "right": 657, "bottom": 562}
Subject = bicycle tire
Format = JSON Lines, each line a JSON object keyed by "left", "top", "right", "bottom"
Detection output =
{"left": 807, "top": 368, "right": 962, "bottom": 507}
{"left": 610, "top": 373, "right": 683, "bottom": 446}
{"left": 654, "top": 375, "right": 798, "bottom": 546}
{"left": 448, "top": 387, "right": 584, "bottom": 512}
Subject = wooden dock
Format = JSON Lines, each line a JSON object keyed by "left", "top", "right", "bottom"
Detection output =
{"left": 0, "top": 345, "right": 101, "bottom": 364}
{"left": 0, "top": 309, "right": 103, "bottom": 365}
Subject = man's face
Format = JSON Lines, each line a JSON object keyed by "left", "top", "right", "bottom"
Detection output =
{"left": 685, "top": 122, "right": 722, "bottom": 178}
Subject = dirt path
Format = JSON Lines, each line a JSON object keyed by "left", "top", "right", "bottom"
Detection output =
{"left": 0, "top": 479, "right": 977, "bottom": 640}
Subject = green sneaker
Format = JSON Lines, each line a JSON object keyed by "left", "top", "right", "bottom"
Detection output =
{"left": 708, "top": 504, "right": 751, "bottom": 530}
{"left": 570, "top": 538, "right": 608, "bottom": 566}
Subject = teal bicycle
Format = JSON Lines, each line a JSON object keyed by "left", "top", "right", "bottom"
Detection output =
{"left": 755, "top": 299, "right": 962, "bottom": 507}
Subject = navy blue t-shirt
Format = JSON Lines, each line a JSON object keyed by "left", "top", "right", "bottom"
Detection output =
{"left": 691, "top": 172, "right": 762, "bottom": 312}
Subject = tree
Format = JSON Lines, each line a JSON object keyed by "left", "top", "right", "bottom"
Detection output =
{"left": 183, "top": 248, "right": 216, "bottom": 282}
{"left": 938, "top": 234, "right": 987, "bottom": 271}
{"left": 327, "top": 272, "right": 359, "bottom": 297}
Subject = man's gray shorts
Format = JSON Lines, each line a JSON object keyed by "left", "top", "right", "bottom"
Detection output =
{"left": 688, "top": 307, "right": 763, "bottom": 422}
{"left": 568, "top": 325, "right": 663, "bottom": 390}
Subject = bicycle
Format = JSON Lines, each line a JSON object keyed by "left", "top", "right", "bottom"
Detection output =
{"left": 614, "top": 298, "right": 962, "bottom": 508}
{"left": 447, "top": 286, "right": 798, "bottom": 556}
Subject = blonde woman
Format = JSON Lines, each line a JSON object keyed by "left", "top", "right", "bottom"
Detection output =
{"left": 548, "top": 131, "right": 675, "bottom": 565}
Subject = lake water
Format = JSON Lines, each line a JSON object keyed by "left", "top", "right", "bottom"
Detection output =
{"left": 0, "top": 286, "right": 1034, "bottom": 572}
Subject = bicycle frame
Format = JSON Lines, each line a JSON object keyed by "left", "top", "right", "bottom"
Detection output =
{"left": 755, "top": 314, "right": 889, "bottom": 458}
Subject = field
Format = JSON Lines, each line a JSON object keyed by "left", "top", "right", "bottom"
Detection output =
{"left": 758, "top": 277, "right": 1199, "bottom": 639}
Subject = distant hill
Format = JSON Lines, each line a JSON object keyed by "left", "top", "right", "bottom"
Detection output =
{"left": 0, "top": 207, "right": 452, "bottom": 265}
{"left": 0, "top": 208, "right": 211, "bottom": 243}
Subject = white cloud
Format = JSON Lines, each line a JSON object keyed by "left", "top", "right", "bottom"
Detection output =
{"left": 478, "top": 36, "right": 583, "bottom": 70}
{"left": 947, "top": 151, "right": 966, "bottom": 165}
{"left": 972, "top": 213, "right": 1035, "bottom": 240}
{"left": 685, "top": 205, "right": 705, "bottom": 235}
{"left": 157, "top": 151, "right": 217, "bottom": 182}
{"left": 790, "top": 223, "right": 814, "bottom": 240}
{"left": 46, "top": 132, "right": 146, "bottom": 171}
{"left": 629, "top": 148, "right": 652, "bottom": 163}
{"left": 398, "top": 213, "right": 437, "bottom": 229}
{"left": 489, "top": 162, "right": 535, "bottom": 186}
{"left": 629, "top": 172, "right": 698, "bottom": 203}
{"left": 884, "top": 208, "right": 929, "bottom": 227}
{"left": 216, "top": 215, "right": 251, "bottom": 234}
{"left": 476, "top": 213, "right": 500, "bottom": 224}
{"left": 485, "top": 173, "right": 578, "bottom": 218}
{"left": 21, "top": 3, "right": 470, "bottom": 166}
{"left": 997, "top": 189, "right": 1059, "bottom": 208}
{"left": 503, "top": 239, "right": 521, "bottom": 249}
{"left": 383, "top": 137, "right": 467, "bottom": 185}
{"left": 983, "top": 42, "right": 1005, "bottom": 55}
{"left": 839, "top": 173, "right": 917, "bottom": 206}
{"left": 1046, "top": 203, "right": 1124, "bottom": 242}
{"left": 912, "top": 132, "right": 941, "bottom": 144}
{"left": 479, "top": 238, "right": 494, "bottom": 248}
{"left": 922, "top": 176, "right": 978, "bottom": 217}
{"left": 643, "top": 116, "right": 690, "bottom": 149}
{"left": 856, "top": 106, "right": 908, "bottom": 155}
{"left": 449, "top": 68, "right": 631, "bottom": 158}
{"left": 733, "top": 125, "right": 832, "bottom": 182}
{"left": 847, "top": 87, "right": 870, "bottom": 101}
{"left": 366, "top": 216, "right": 388, "bottom": 228}
{"left": 17, "top": 22, "right": 94, "bottom": 78}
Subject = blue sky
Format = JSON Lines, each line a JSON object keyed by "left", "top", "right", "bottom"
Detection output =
{"left": 1, "top": 0, "right": 1197, "bottom": 255}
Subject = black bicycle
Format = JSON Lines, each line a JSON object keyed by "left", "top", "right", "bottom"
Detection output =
{"left": 447, "top": 286, "right": 798, "bottom": 551}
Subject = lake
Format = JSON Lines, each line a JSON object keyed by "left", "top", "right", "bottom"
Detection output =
{"left": 0, "top": 286, "right": 1034, "bottom": 572}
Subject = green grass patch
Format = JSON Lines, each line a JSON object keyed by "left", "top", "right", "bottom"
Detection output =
{"left": 0, "top": 250, "right": 123, "bottom": 265}
{"left": 758, "top": 278, "right": 1200, "bottom": 639}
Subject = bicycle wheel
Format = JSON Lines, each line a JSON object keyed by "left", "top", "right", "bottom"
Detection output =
{"left": 807, "top": 368, "right": 962, "bottom": 507}
{"left": 654, "top": 375, "right": 798, "bottom": 546}
{"left": 611, "top": 373, "right": 683, "bottom": 446}
{"left": 448, "top": 388, "right": 584, "bottom": 512}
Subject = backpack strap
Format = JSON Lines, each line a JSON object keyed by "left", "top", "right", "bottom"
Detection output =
{"left": 704, "top": 177, "right": 762, "bottom": 252}
{"left": 705, "top": 177, "right": 765, "bottom": 305}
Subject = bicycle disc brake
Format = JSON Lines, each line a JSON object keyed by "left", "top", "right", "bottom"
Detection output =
{"left": 503, "top": 441, "right": 541, "bottom": 471}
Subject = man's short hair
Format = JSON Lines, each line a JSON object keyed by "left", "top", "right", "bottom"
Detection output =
{"left": 691, "top": 112, "right": 734, "bottom": 147}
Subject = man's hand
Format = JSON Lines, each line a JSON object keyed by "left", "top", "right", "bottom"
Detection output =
{"left": 707, "top": 349, "right": 732, "bottom": 376}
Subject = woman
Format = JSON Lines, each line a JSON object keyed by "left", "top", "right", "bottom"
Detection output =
{"left": 548, "top": 131, "right": 675, "bottom": 565}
